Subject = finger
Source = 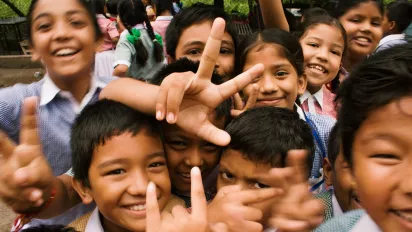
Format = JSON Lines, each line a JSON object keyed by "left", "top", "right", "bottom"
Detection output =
{"left": 0, "top": 131, "right": 16, "bottom": 159}
{"left": 165, "top": 72, "right": 195, "bottom": 124}
{"left": 146, "top": 182, "right": 161, "bottom": 232}
{"left": 218, "top": 64, "right": 264, "bottom": 102}
{"left": 233, "top": 206, "right": 263, "bottom": 222}
{"left": 13, "top": 157, "right": 46, "bottom": 187}
{"left": 244, "top": 84, "right": 258, "bottom": 109}
{"left": 270, "top": 217, "right": 311, "bottom": 232}
{"left": 20, "top": 97, "right": 40, "bottom": 145}
{"left": 286, "top": 150, "right": 309, "bottom": 184}
{"left": 215, "top": 184, "right": 242, "bottom": 199}
{"left": 12, "top": 144, "right": 41, "bottom": 171}
{"left": 190, "top": 167, "right": 207, "bottom": 219}
{"left": 255, "top": 168, "right": 294, "bottom": 190}
{"left": 233, "top": 93, "right": 244, "bottom": 110}
{"left": 236, "top": 188, "right": 283, "bottom": 205}
{"left": 238, "top": 221, "right": 264, "bottom": 232}
{"left": 231, "top": 109, "right": 244, "bottom": 118}
{"left": 197, "top": 18, "right": 225, "bottom": 81}
{"left": 156, "top": 78, "right": 169, "bottom": 121}
{"left": 196, "top": 119, "right": 231, "bottom": 146}
{"left": 209, "top": 222, "right": 228, "bottom": 232}
{"left": 171, "top": 205, "right": 189, "bottom": 219}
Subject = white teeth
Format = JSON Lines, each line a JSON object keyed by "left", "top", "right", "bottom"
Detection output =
{"left": 56, "top": 48, "right": 76, "bottom": 56}
{"left": 180, "top": 173, "right": 190, "bottom": 178}
{"left": 356, "top": 37, "right": 369, "bottom": 42}
{"left": 127, "top": 204, "right": 146, "bottom": 211}
{"left": 308, "top": 64, "right": 326, "bottom": 73}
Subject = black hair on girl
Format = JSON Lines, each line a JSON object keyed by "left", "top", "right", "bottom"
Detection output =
{"left": 91, "top": 0, "right": 109, "bottom": 18}
{"left": 236, "top": 28, "right": 304, "bottom": 77}
{"left": 302, "top": 7, "right": 329, "bottom": 22}
{"left": 331, "top": 0, "right": 384, "bottom": 19}
{"left": 155, "top": 0, "right": 174, "bottom": 17}
{"left": 386, "top": 0, "right": 412, "bottom": 34}
{"left": 27, "top": 0, "right": 102, "bottom": 44}
{"left": 107, "top": 0, "right": 121, "bottom": 16}
{"left": 118, "top": 0, "right": 164, "bottom": 66}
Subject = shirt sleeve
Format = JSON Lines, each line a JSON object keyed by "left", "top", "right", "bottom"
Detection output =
{"left": 114, "top": 39, "right": 134, "bottom": 68}
{"left": 65, "top": 168, "right": 74, "bottom": 177}
{"left": 107, "top": 22, "right": 119, "bottom": 40}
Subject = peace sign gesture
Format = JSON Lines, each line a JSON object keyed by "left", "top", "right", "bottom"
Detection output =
{"left": 156, "top": 18, "right": 264, "bottom": 146}
{"left": 146, "top": 167, "right": 220, "bottom": 232}
{"left": 0, "top": 97, "right": 54, "bottom": 213}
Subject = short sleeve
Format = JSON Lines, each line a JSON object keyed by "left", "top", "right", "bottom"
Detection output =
{"left": 107, "top": 22, "right": 119, "bottom": 40}
{"left": 114, "top": 40, "right": 134, "bottom": 68}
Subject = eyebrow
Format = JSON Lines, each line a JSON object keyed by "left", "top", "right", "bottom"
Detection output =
{"left": 183, "top": 41, "right": 205, "bottom": 48}
{"left": 33, "top": 10, "right": 85, "bottom": 22}
{"left": 221, "top": 40, "right": 235, "bottom": 48}
{"left": 305, "top": 36, "right": 344, "bottom": 49}
{"left": 270, "top": 63, "right": 294, "bottom": 69}
{"left": 97, "top": 152, "right": 165, "bottom": 169}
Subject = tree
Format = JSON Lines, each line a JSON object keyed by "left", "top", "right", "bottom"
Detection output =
{"left": 0, "top": 0, "right": 25, "bottom": 17}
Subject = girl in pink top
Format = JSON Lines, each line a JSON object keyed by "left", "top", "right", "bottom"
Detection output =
{"left": 152, "top": 0, "right": 174, "bottom": 56}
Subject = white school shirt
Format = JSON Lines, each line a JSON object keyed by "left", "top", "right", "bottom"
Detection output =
{"left": 300, "top": 89, "right": 324, "bottom": 114}
{"left": 332, "top": 191, "right": 344, "bottom": 217}
{"left": 351, "top": 213, "right": 382, "bottom": 232}
{"left": 85, "top": 208, "right": 105, "bottom": 232}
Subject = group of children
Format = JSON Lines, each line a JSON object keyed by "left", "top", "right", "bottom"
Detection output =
{"left": 0, "top": 0, "right": 412, "bottom": 231}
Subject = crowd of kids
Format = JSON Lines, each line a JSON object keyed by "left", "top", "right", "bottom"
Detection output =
{"left": 0, "top": 0, "right": 411, "bottom": 231}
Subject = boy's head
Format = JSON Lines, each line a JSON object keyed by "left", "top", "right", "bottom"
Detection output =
{"left": 323, "top": 124, "right": 362, "bottom": 213}
{"left": 165, "top": 3, "right": 237, "bottom": 81}
{"left": 71, "top": 100, "right": 170, "bottom": 232}
{"left": 217, "top": 107, "right": 314, "bottom": 227}
{"left": 337, "top": 43, "right": 412, "bottom": 232}
{"left": 381, "top": 0, "right": 412, "bottom": 35}
{"left": 150, "top": 58, "right": 232, "bottom": 194}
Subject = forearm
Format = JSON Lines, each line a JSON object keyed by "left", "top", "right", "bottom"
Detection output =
{"left": 36, "top": 175, "right": 81, "bottom": 219}
{"left": 99, "top": 78, "right": 158, "bottom": 115}
{"left": 259, "top": 0, "right": 289, "bottom": 31}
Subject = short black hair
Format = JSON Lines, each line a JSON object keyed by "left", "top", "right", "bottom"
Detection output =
{"left": 150, "top": 57, "right": 232, "bottom": 123}
{"left": 331, "top": 0, "right": 384, "bottom": 19}
{"left": 71, "top": 99, "right": 161, "bottom": 187}
{"left": 386, "top": 0, "right": 412, "bottom": 33}
{"left": 224, "top": 107, "right": 315, "bottom": 176}
{"left": 106, "top": 0, "right": 121, "bottom": 15}
{"left": 165, "top": 3, "right": 238, "bottom": 60}
{"left": 155, "top": 0, "right": 173, "bottom": 16}
{"left": 337, "top": 43, "right": 412, "bottom": 166}
{"left": 327, "top": 123, "right": 341, "bottom": 169}
{"left": 236, "top": 28, "right": 304, "bottom": 77}
{"left": 302, "top": 7, "right": 329, "bottom": 22}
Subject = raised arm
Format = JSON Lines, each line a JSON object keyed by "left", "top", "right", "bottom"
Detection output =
{"left": 259, "top": 0, "right": 289, "bottom": 31}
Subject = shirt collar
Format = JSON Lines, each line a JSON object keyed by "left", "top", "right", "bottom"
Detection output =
{"left": 378, "top": 34, "right": 405, "bottom": 47}
{"left": 156, "top": 16, "right": 173, "bottom": 21}
{"left": 85, "top": 208, "right": 105, "bottom": 232}
{"left": 331, "top": 191, "right": 344, "bottom": 217}
{"left": 351, "top": 213, "right": 382, "bottom": 232}
{"left": 40, "top": 73, "right": 106, "bottom": 106}
{"left": 299, "top": 88, "right": 324, "bottom": 110}
{"left": 295, "top": 103, "right": 306, "bottom": 121}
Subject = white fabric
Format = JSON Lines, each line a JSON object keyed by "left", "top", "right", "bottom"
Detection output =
{"left": 85, "top": 208, "right": 105, "bottom": 232}
{"left": 300, "top": 88, "right": 324, "bottom": 111}
{"left": 156, "top": 16, "right": 173, "bottom": 21}
{"left": 332, "top": 191, "right": 344, "bottom": 217}
{"left": 40, "top": 74, "right": 106, "bottom": 114}
{"left": 296, "top": 103, "right": 306, "bottom": 121}
{"left": 351, "top": 213, "right": 382, "bottom": 232}
{"left": 378, "top": 34, "right": 405, "bottom": 48}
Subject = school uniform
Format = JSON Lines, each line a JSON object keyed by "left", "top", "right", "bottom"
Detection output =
{"left": 300, "top": 87, "right": 337, "bottom": 119}
{"left": 114, "top": 24, "right": 164, "bottom": 80}
{"left": 151, "top": 16, "right": 173, "bottom": 55}
{"left": 0, "top": 74, "right": 115, "bottom": 226}
{"left": 375, "top": 34, "right": 407, "bottom": 53}
{"left": 95, "top": 14, "right": 119, "bottom": 77}
{"left": 316, "top": 189, "right": 344, "bottom": 221}
{"left": 68, "top": 195, "right": 186, "bottom": 232}
{"left": 314, "top": 209, "right": 382, "bottom": 232}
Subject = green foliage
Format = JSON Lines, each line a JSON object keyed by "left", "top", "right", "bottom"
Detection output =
{"left": 0, "top": 0, "right": 31, "bottom": 18}
{"left": 181, "top": 0, "right": 252, "bottom": 18}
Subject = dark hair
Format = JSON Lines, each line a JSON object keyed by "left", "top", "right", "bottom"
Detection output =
{"left": 165, "top": 3, "right": 238, "bottom": 60}
{"left": 337, "top": 43, "right": 412, "bottom": 166}
{"left": 118, "top": 0, "right": 164, "bottom": 66}
{"left": 302, "top": 7, "right": 329, "bottom": 22}
{"left": 107, "top": 0, "right": 121, "bottom": 16}
{"left": 71, "top": 99, "right": 161, "bottom": 187}
{"left": 236, "top": 28, "right": 304, "bottom": 77}
{"left": 150, "top": 57, "right": 232, "bottom": 123}
{"left": 90, "top": 0, "right": 108, "bottom": 17}
{"left": 27, "top": 0, "right": 102, "bottom": 45}
{"left": 21, "top": 225, "right": 76, "bottom": 232}
{"left": 331, "top": 0, "right": 384, "bottom": 19}
{"left": 155, "top": 0, "right": 174, "bottom": 16}
{"left": 224, "top": 107, "right": 315, "bottom": 176}
{"left": 386, "top": 0, "right": 412, "bottom": 34}
{"left": 327, "top": 124, "right": 341, "bottom": 169}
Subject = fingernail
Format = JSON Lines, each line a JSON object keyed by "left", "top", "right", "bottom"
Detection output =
{"left": 167, "top": 113, "right": 175, "bottom": 123}
{"left": 34, "top": 198, "right": 44, "bottom": 207}
{"left": 30, "top": 190, "right": 42, "bottom": 200}
{"left": 156, "top": 111, "right": 162, "bottom": 120}
{"left": 191, "top": 166, "right": 200, "bottom": 176}
{"left": 148, "top": 182, "right": 156, "bottom": 192}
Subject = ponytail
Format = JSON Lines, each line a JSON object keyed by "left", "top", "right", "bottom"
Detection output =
{"left": 144, "top": 16, "right": 164, "bottom": 63}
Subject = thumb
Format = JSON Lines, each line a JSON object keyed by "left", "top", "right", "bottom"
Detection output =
{"left": 146, "top": 182, "right": 161, "bottom": 232}
{"left": 196, "top": 120, "right": 230, "bottom": 146}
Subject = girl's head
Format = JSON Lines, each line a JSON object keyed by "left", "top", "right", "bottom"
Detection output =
{"left": 155, "top": 0, "right": 173, "bottom": 17}
{"left": 337, "top": 43, "right": 412, "bottom": 232}
{"left": 28, "top": 0, "right": 102, "bottom": 81}
{"left": 106, "top": 0, "right": 121, "bottom": 16}
{"left": 91, "top": 0, "right": 107, "bottom": 16}
{"left": 382, "top": 0, "right": 412, "bottom": 36}
{"left": 236, "top": 29, "right": 306, "bottom": 111}
{"left": 295, "top": 15, "right": 347, "bottom": 92}
{"left": 333, "top": 0, "right": 384, "bottom": 59}
{"left": 118, "top": 0, "right": 163, "bottom": 66}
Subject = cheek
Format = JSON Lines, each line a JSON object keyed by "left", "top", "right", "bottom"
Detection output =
{"left": 242, "top": 84, "right": 254, "bottom": 97}
{"left": 165, "top": 149, "right": 184, "bottom": 170}
{"left": 203, "top": 153, "right": 220, "bottom": 168}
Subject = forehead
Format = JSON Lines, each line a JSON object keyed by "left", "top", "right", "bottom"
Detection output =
{"left": 220, "top": 149, "right": 272, "bottom": 177}
{"left": 342, "top": 2, "right": 382, "bottom": 18}
{"left": 245, "top": 44, "right": 293, "bottom": 67}
{"left": 177, "top": 21, "right": 234, "bottom": 48}
{"left": 32, "top": 0, "right": 89, "bottom": 18}
{"left": 302, "top": 24, "right": 345, "bottom": 47}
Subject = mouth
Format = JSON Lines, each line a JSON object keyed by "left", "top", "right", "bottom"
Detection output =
{"left": 124, "top": 204, "right": 147, "bottom": 212}
{"left": 306, "top": 64, "right": 328, "bottom": 74}
{"left": 351, "top": 194, "right": 362, "bottom": 208}
{"left": 390, "top": 209, "right": 412, "bottom": 229}
{"left": 256, "top": 97, "right": 286, "bottom": 107}
{"left": 352, "top": 36, "right": 372, "bottom": 46}
{"left": 52, "top": 48, "right": 80, "bottom": 57}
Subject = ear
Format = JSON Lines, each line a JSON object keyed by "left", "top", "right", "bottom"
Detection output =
{"left": 323, "top": 158, "right": 334, "bottom": 187}
{"left": 72, "top": 178, "right": 94, "bottom": 205}
{"left": 31, "top": 46, "right": 41, "bottom": 62}
{"left": 388, "top": 21, "right": 397, "bottom": 32}
{"left": 166, "top": 55, "right": 175, "bottom": 65}
{"left": 297, "top": 73, "right": 308, "bottom": 96}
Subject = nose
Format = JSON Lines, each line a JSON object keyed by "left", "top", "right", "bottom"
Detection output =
{"left": 184, "top": 148, "right": 204, "bottom": 167}
{"left": 316, "top": 47, "right": 329, "bottom": 63}
{"left": 360, "top": 21, "right": 372, "bottom": 33}
{"left": 52, "top": 21, "right": 72, "bottom": 41}
{"left": 260, "top": 73, "right": 279, "bottom": 94}
{"left": 127, "top": 171, "right": 149, "bottom": 196}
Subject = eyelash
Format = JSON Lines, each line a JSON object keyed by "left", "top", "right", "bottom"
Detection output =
{"left": 221, "top": 171, "right": 234, "bottom": 181}
{"left": 251, "top": 182, "right": 269, "bottom": 189}
{"left": 276, "top": 71, "right": 289, "bottom": 76}
{"left": 106, "top": 169, "right": 126, "bottom": 176}
{"left": 149, "top": 162, "right": 166, "bottom": 168}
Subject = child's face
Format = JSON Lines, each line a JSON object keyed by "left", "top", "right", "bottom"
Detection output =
{"left": 242, "top": 44, "right": 306, "bottom": 111}
{"left": 351, "top": 97, "right": 412, "bottom": 232}
{"left": 78, "top": 132, "right": 170, "bottom": 232}
{"left": 217, "top": 149, "right": 275, "bottom": 227}
{"left": 381, "top": 11, "right": 393, "bottom": 35}
{"left": 30, "top": 0, "right": 99, "bottom": 80}
{"left": 339, "top": 2, "right": 383, "bottom": 58}
{"left": 324, "top": 152, "right": 362, "bottom": 213}
{"left": 300, "top": 24, "right": 344, "bottom": 89}
{"left": 174, "top": 21, "right": 235, "bottom": 81}
{"left": 163, "top": 116, "right": 225, "bottom": 194}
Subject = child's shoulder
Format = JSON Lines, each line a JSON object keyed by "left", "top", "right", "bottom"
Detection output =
{"left": 0, "top": 80, "right": 43, "bottom": 107}
{"left": 314, "top": 209, "right": 365, "bottom": 232}
{"left": 68, "top": 210, "right": 94, "bottom": 232}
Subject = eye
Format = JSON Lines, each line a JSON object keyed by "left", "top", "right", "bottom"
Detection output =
{"left": 331, "top": 50, "right": 341, "bottom": 56}
{"left": 203, "top": 143, "right": 219, "bottom": 152}
{"left": 70, "top": 20, "right": 86, "bottom": 28}
{"left": 220, "top": 48, "right": 233, "bottom": 55}
{"left": 106, "top": 169, "right": 126, "bottom": 175}
{"left": 307, "top": 43, "right": 319, "bottom": 48}
{"left": 350, "top": 18, "right": 361, "bottom": 23}
{"left": 251, "top": 76, "right": 261, "bottom": 83}
{"left": 371, "top": 154, "right": 399, "bottom": 160}
{"left": 38, "top": 23, "right": 51, "bottom": 31}
{"left": 275, "top": 71, "right": 289, "bottom": 76}
{"left": 251, "top": 182, "right": 270, "bottom": 189}
{"left": 220, "top": 171, "right": 234, "bottom": 181}
{"left": 167, "top": 140, "right": 188, "bottom": 150}
{"left": 149, "top": 162, "right": 166, "bottom": 169}
{"left": 372, "top": 21, "right": 382, "bottom": 27}
{"left": 186, "top": 49, "right": 202, "bottom": 55}
{"left": 370, "top": 154, "right": 401, "bottom": 165}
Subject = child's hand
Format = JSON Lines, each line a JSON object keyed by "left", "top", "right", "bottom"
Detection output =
{"left": 146, "top": 167, "right": 209, "bottom": 232}
{"left": 155, "top": 18, "right": 264, "bottom": 146}
{"left": 231, "top": 84, "right": 258, "bottom": 117}
{"left": 207, "top": 185, "right": 284, "bottom": 232}
{"left": 259, "top": 150, "right": 324, "bottom": 232}
{"left": 0, "top": 97, "right": 54, "bottom": 213}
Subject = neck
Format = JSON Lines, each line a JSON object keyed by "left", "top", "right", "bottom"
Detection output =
{"left": 307, "top": 84, "right": 322, "bottom": 94}
{"left": 342, "top": 52, "right": 366, "bottom": 73}
{"left": 160, "top": 10, "right": 172, "bottom": 16}
{"left": 49, "top": 70, "right": 92, "bottom": 103}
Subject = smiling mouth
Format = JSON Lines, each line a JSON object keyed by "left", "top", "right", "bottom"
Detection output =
{"left": 307, "top": 64, "right": 328, "bottom": 74}
{"left": 53, "top": 48, "right": 80, "bottom": 57}
{"left": 391, "top": 209, "right": 412, "bottom": 223}
{"left": 353, "top": 37, "right": 372, "bottom": 46}
{"left": 125, "top": 204, "right": 146, "bottom": 211}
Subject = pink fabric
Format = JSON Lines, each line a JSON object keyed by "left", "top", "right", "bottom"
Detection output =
{"left": 97, "top": 15, "right": 119, "bottom": 51}
{"left": 151, "top": 19, "right": 171, "bottom": 54}
{"left": 301, "top": 87, "right": 337, "bottom": 119}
